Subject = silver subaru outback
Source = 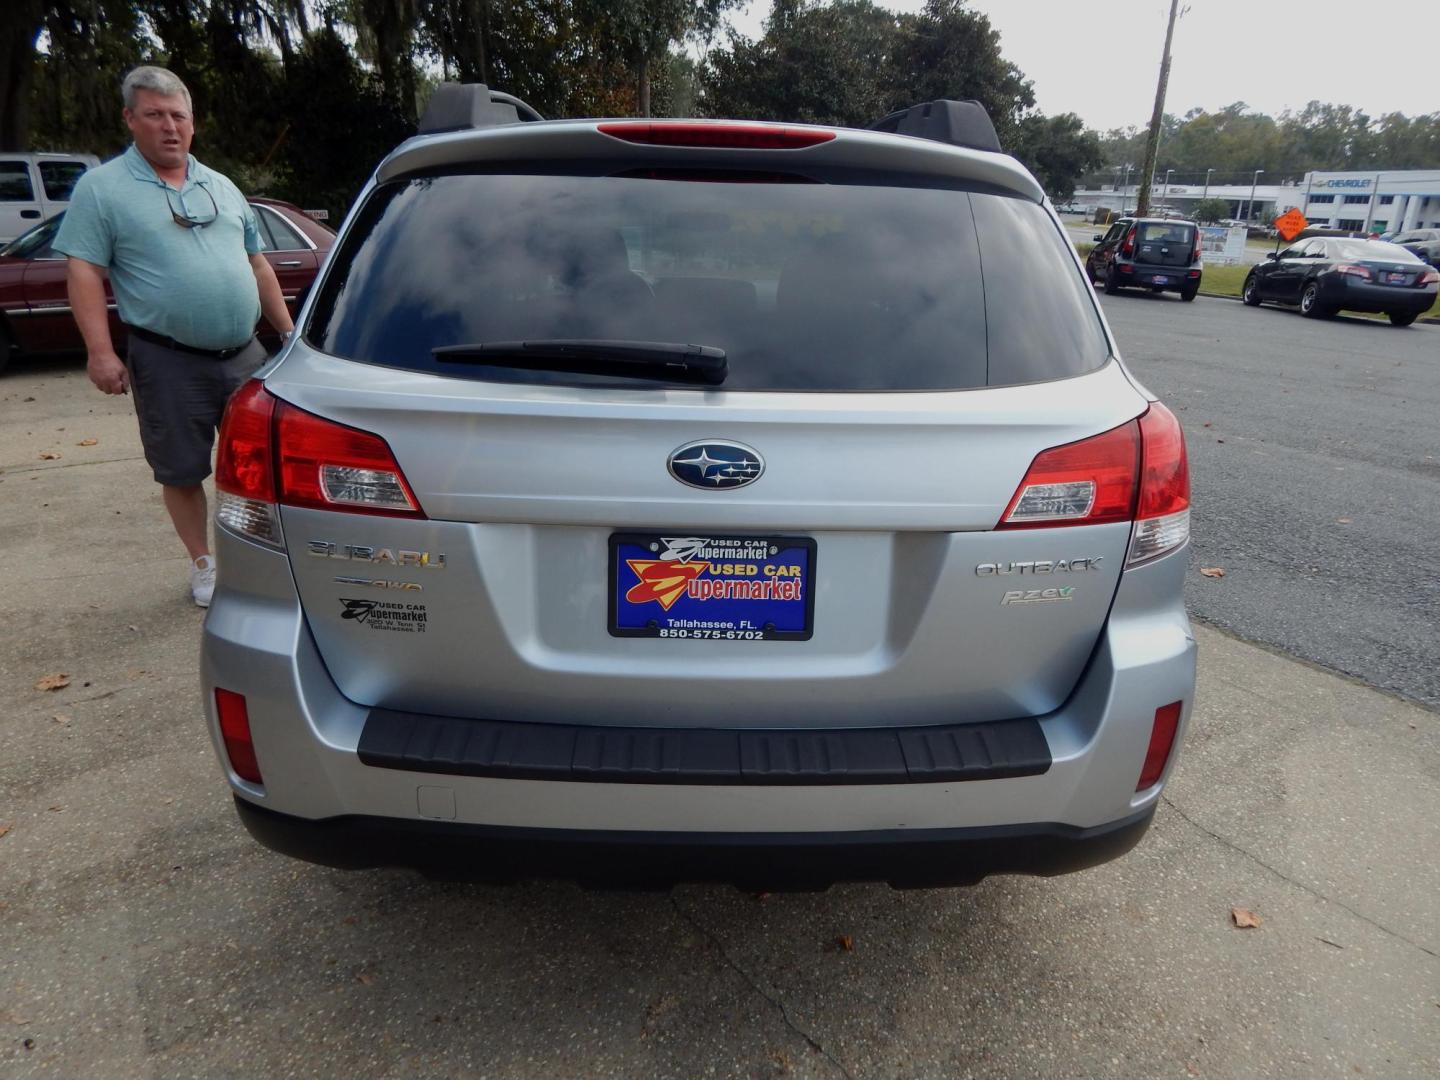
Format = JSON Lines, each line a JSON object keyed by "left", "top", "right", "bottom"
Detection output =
{"left": 201, "top": 89, "right": 1195, "bottom": 889}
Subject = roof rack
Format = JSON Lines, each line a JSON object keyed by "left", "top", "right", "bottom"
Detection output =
{"left": 868, "top": 100, "right": 1001, "bottom": 154}
{"left": 417, "top": 83, "right": 544, "bottom": 135}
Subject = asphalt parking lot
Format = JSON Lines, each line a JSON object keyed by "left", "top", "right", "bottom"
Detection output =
{"left": 3, "top": 320, "right": 1438, "bottom": 1077}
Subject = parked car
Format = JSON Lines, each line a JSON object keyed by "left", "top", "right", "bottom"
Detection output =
{"left": 0, "top": 152, "right": 99, "bottom": 243}
{"left": 1241, "top": 236, "right": 1438, "bottom": 325}
{"left": 203, "top": 87, "right": 1196, "bottom": 890}
{"left": 1388, "top": 228, "right": 1440, "bottom": 267}
{"left": 0, "top": 197, "right": 333, "bottom": 373}
{"left": 1086, "top": 217, "right": 1202, "bottom": 300}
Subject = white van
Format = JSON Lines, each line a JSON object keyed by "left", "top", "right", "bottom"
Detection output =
{"left": 0, "top": 153, "right": 101, "bottom": 243}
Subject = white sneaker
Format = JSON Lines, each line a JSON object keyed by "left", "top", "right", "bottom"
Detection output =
{"left": 191, "top": 555, "right": 216, "bottom": 608}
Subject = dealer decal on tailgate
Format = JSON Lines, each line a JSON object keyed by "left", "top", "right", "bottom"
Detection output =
{"left": 610, "top": 534, "right": 816, "bottom": 640}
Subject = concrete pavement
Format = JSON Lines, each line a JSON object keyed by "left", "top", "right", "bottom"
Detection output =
{"left": 2, "top": 359, "right": 1437, "bottom": 1078}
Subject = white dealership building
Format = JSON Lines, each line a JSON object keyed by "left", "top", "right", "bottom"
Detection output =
{"left": 1298, "top": 171, "right": 1440, "bottom": 234}
{"left": 1072, "top": 169, "right": 1440, "bottom": 232}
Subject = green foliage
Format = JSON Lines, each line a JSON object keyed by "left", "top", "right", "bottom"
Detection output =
{"left": 700, "top": 0, "right": 900, "bottom": 126}
{"left": 1191, "top": 197, "right": 1229, "bottom": 224}
{"left": 1096, "top": 101, "right": 1440, "bottom": 181}
{"left": 1010, "top": 113, "right": 1101, "bottom": 203}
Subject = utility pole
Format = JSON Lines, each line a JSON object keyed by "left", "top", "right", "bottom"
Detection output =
{"left": 1135, "top": 0, "right": 1182, "bottom": 218}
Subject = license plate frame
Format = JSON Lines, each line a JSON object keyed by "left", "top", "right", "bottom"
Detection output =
{"left": 609, "top": 533, "right": 817, "bottom": 641}
{"left": 1385, "top": 271, "right": 1407, "bottom": 284}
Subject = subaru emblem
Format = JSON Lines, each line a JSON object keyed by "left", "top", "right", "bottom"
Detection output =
{"left": 668, "top": 440, "right": 765, "bottom": 490}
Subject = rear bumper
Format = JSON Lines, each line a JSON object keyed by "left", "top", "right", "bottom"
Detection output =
{"left": 201, "top": 525, "right": 1196, "bottom": 881}
{"left": 1320, "top": 278, "right": 1437, "bottom": 313}
{"left": 234, "top": 795, "right": 1156, "bottom": 889}
{"left": 1117, "top": 262, "right": 1199, "bottom": 290}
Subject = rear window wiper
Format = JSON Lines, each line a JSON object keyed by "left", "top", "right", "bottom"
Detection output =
{"left": 432, "top": 339, "right": 727, "bottom": 386}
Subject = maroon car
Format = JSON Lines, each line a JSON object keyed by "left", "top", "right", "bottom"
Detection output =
{"left": 0, "top": 196, "right": 334, "bottom": 373}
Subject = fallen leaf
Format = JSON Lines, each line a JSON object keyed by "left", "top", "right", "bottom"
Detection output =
{"left": 1199, "top": 567, "right": 1226, "bottom": 579}
{"left": 835, "top": 935, "right": 854, "bottom": 952}
{"left": 1337, "top": 517, "right": 1352, "bottom": 524}
{"left": 77, "top": 438, "right": 98, "bottom": 446}
{"left": 1216, "top": 438, "right": 1225, "bottom": 444}
{"left": 1231, "top": 907, "right": 1262, "bottom": 929}
{"left": 127, "top": 625, "right": 139, "bottom": 632}
{"left": 356, "top": 972, "right": 376, "bottom": 985}
{"left": 1202, "top": 422, "right": 1212, "bottom": 428}
{"left": 34, "top": 673, "right": 71, "bottom": 691}
{"left": 52, "top": 713, "right": 71, "bottom": 725}
{"left": 342, "top": 915, "right": 359, "bottom": 926}
{"left": 47, "top": 805, "right": 64, "bottom": 813}
{"left": 38, "top": 451, "right": 62, "bottom": 460}
{"left": 0, "top": 825, "right": 11, "bottom": 839}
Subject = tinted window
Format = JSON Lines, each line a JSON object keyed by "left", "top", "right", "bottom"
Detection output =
{"left": 1333, "top": 239, "right": 1423, "bottom": 263}
{"left": 1137, "top": 222, "right": 1194, "bottom": 243}
{"left": 0, "top": 215, "right": 61, "bottom": 258}
{"left": 0, "top": 162, "right": 34, "bottom": 201}
{"left": 258, "top": 205, "right": 307, "bottom": 250}
{"left": 309, "top": 171, "right": 1109, "bottom": 392}
{"left": 38, "top": 161, "right": 87, "bottom": 200}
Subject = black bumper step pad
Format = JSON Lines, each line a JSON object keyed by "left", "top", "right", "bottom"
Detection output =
{"left": 357, "top": 708, "right": 1051, "bottom": 786}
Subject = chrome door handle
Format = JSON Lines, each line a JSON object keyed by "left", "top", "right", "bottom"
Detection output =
{"left": 276, "top": 260, "right": 303, "bottom": 267}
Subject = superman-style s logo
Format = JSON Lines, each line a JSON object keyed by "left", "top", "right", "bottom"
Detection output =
{"left": 624, "top": 559, "right": 706, "bottom": 610}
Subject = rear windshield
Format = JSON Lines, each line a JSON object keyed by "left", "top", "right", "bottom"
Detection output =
{"left": 1334, "top": 239, "right": 1424, "bottom": 263}
{"left": 307, "top": 169, "right": 1110, "bottom": 392}
{"left": 1136, "top": 222, "right": 1194, "bottom": 243}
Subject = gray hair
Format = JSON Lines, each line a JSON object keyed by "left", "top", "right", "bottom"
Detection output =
{"left": 122, "top": 66, "right": 192, "bottom": 112}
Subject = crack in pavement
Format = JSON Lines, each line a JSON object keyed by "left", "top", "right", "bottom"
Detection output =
{"left": 1161, "top": 795, "right": 1437, "bottom": 959}
{"left": 0, "top": 454, "right": 147, "bottom": 476}
{"left": 670, "top": 895, "right": 857, "bottom": 1080}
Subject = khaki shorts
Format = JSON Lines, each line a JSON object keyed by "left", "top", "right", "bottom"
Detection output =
{"left": 126, "top": 335, "right": 266, "bottom": 487}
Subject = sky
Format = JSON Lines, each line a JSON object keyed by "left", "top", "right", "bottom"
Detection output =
{"left": 720, "top": 1, "right": 1438, "bottom": 131}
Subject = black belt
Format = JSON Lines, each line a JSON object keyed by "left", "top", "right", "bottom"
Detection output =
{"left": 128, "top": 325, "right": 254, "bottom": 360}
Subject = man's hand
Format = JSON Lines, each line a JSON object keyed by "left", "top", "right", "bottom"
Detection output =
{"left": 87, "top": 348, "right": 129, "bottom": 395}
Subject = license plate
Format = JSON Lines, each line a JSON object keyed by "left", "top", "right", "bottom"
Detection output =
{"left": 610, "top": 533, "right": 815, "bottom": 640}
{"left": 1151, "top": 275, "right": 1170, "bottom": 285}
{"left": 1386, "top": 272, "right": 1407, "bottom": 284}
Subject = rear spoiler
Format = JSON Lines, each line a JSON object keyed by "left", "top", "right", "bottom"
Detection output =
{"left": 418, "top": 83, "right": 543, "bottom": 135}
{"left": 868, "top": 100, "right": 1002, "bottom": 154}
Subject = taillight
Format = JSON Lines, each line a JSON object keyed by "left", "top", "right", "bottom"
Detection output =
{"left": 1137, "top": 701, "right": 1183, "bottom": 790}
{"left": 597, "top": 121, "right": 835, "bottom": 150}
{"left": 215, "top": 688, "right": 263, "bottom": 784}
{"left": 1120, "top": 225, "right": 1137, "bottom": 258}
{"left": 1128, "top": 402, "right": 1191, "bottom": 565}
{"left": 1192, "top": 230, "right": 1202, "bottom": 263}
{"left": 997, "top": 422, "right": 1140, "bottom": 529}
{"left": 1418, "top": 269, "right": 1439, "bottom": 285}
{"left": 215, "top": 380, "right": 424, "bottom": 548}
{"left": 275, "top": 403, "right": 422, "bottom": 516}
{"left": 996, "top": 404, "right": 1190, "bottom": 563}
{"left": 216, "top": 380, "right": 281, "bottom": 546}
{"left": 1334, "top": 264, "right": 1372, "bottom": 280}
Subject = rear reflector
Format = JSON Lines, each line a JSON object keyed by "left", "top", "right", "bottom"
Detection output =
{"left": 597, "top": 121, "right": 835, "bottom": 150}
{"left": 215, "top": 688, "right": 263, "bottom": 784}
{"left": 998, "top": 422, "right": 1140, "bottom": 529}
{"left": 1137, "top": 701, "right": 1183, "bottom": 790}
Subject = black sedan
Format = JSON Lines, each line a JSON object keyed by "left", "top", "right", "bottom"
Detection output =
{"left": 1242, "top": 237, "right": 1438, "bottom": 326}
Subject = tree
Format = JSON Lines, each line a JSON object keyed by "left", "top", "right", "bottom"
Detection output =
{"left": 1191, "top": 197, "right": 1228, "bottom": 224}
{"left": 701, "top": 0, "right": 900, "bottom": 126}
{"left": 1011, "top": 112, "right": 1101, "bottom": 203}
{"left": 580, "top": 0, "right": 738, "bottom": 116}
{"left": 887, "top": 0, "right": 1035, "bottom": 143}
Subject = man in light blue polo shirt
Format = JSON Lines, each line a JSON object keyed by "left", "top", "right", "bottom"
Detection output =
{"left": 55, "top": 66, "right": 294, "bottom": 607}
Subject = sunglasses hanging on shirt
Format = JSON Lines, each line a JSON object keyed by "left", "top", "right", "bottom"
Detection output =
{"left": 165, "top": 185, "right": 219, "bottom": 229}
